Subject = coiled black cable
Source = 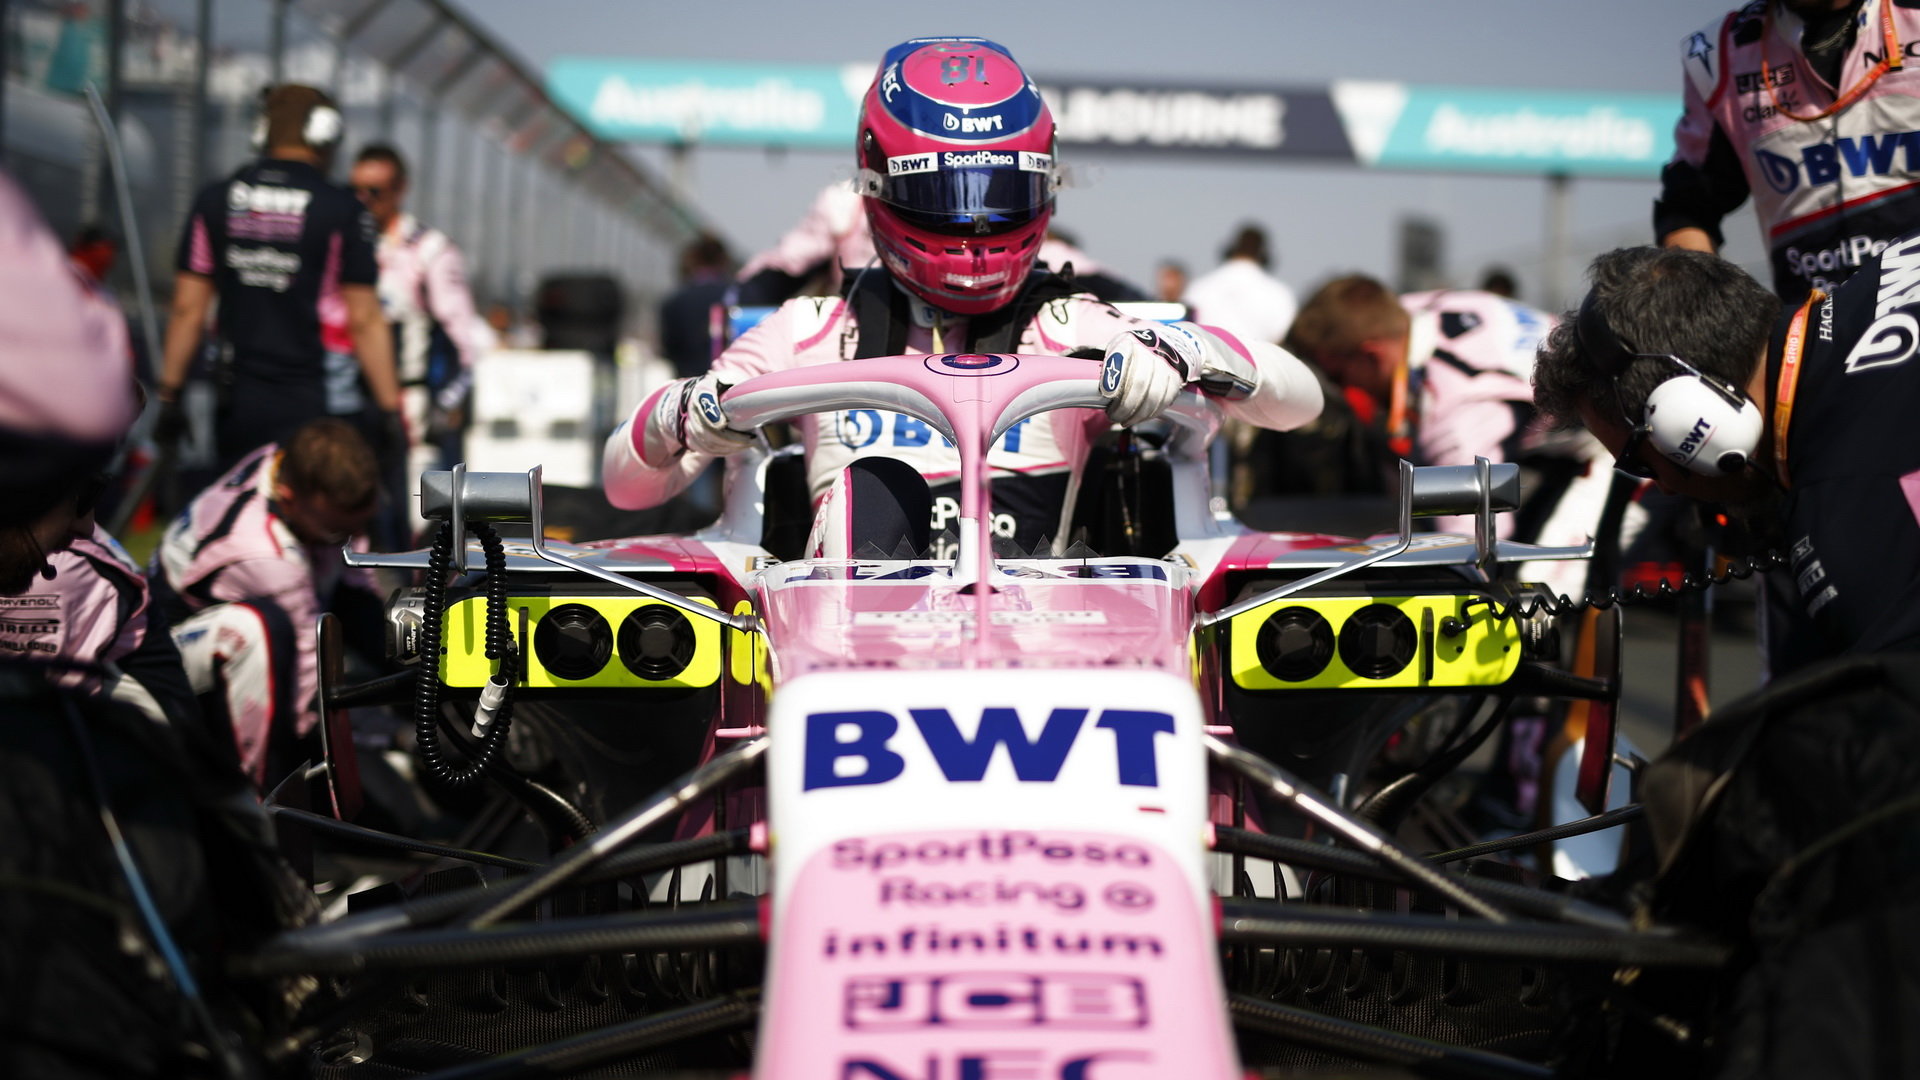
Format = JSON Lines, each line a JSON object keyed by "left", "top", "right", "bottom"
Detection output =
{"left": 414, "top": 520, "right": 518, "bottom": 789}
{"left": 1441, "top": 550, "right": 1788, "bottom": 635}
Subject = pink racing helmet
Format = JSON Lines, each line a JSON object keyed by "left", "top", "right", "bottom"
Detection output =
{"left": 856, "top": 38, "right": 1058, "bottom": 315}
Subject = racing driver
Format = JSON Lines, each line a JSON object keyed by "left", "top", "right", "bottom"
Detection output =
{"left": 1658, "top": 0, "right": 1920, "bottom": 300}
{"left": 603, "top": 37, "right": 1323, "bottom": 549}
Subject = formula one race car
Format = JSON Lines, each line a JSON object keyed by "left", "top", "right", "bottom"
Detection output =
{"left": 252, "top": 352, "right": 1737, "bottom": 1079}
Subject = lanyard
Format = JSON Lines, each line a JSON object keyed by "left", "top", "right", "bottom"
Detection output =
{"left": 1386, "top": 358, "right": 1414, "bottom": 459}
{"left": 1773, "top": 289, "right": 1825, "bottom": 487}
{"left": 1763, "top": 0, "right": 1903, "bottom": 122}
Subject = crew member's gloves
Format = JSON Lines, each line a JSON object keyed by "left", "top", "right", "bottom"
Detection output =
{"left": 152, "top": 393, "right": 188, "bottom": 453}
{"left": 643, "top": 373, "right": 755, "bottom": 462}
{"left": 1099, "top": 324, "right": 1205, "bottom": 426}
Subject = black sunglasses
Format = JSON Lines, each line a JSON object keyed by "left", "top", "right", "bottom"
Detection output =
{"left": 354, "top": 185, "right": 389, "bottom": 199}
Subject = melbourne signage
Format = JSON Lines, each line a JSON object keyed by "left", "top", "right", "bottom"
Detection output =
{"left": 547, "top": 57, "right": 1680, "bottom": 178}
{"left": 1035, "top": 80, "right": 1354, "bottom": 160}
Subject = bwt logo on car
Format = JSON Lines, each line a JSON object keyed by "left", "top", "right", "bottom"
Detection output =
{"left": 803, "top": 707, "right": 1176, "bottom": 791}
{"left": 943, "top": 150, "right": 1016, "bottom": 168}
{"left": 1754, "top": 130, "right": 1920, "bottom": 195}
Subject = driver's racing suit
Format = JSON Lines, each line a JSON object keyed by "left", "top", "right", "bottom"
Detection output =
{"left": 604, "top": 273, "right": 1324, "bottom": 547}
{"left": 1657, "top": 0, "right": 1920, "bottom": 299}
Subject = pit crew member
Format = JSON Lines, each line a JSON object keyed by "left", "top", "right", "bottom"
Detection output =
{"left": 1657, "top": 0, "right": 1920, "bottom": 300}
{"left": 150, "top": 417, "right": 384, "bottom": 786}
{"left": 1286, "top": 277, "right": 1607, "bottom": 552}
{"left": 1534, "top": 241, "right": 1920, "bottom": 671}
{"left": 158, "top": 84, "right": 402, "bottom": 469}
{"left": 352, "top": 142, "right": 485, "bottom": 538}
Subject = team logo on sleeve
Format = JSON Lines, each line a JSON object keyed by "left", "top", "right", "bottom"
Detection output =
{"left": 1685, "top": 31, "right": 1713, "bottom": 72}
{"left": 695, "top": 391, "right": 724, "bottom": 424}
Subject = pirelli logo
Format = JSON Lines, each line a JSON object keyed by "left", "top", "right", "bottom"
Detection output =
{"left": 1735, "top": 65, "right": 1794, "bottom": 95}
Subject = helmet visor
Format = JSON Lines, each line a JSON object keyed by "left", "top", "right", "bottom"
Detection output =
{"left": 862, "top": 156, "right": 1055, "bottom": 236}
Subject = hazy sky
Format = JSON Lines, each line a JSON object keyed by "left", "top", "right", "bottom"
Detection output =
{"left": 457, "top": 0, "right": 1764, "bottom": 311}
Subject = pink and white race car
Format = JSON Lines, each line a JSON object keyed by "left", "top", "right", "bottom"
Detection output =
{"left": 262, "top": 352, "right": 1732, "bottom": 1079}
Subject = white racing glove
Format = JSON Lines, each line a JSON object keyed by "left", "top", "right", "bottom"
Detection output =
{"left": 1099, "top": 324, "right": 1205, "bottom": 426}
{"left": 641, "top": 373, "right": 755, "bottom": 462}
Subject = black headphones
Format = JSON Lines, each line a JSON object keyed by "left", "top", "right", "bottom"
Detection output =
{"left": 1574, "top": 288, "right": 1762, "bottom": 477}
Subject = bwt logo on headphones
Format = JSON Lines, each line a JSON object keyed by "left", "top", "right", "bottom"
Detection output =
{"left": 1672, "top": 416, "right": 1715, "bottom": 463}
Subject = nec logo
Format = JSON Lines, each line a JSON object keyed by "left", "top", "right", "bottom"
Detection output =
{"left": 803, "top": 707, "right": 1175, "bottom": 791}
{"left": 1754, "top": 130, "right": 1920, "bottom": 195}
{"left": 944, "top": 113, "right": 1005, "bottom": 133}
{"left": 1672, "top": 417, "right": 1714, "bottom": 462}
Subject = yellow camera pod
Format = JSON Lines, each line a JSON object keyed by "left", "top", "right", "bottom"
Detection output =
{"left": 1227, "top": 592, "right": 1522, "bottom": 691}
{"left": 439, "top": 594, "right": 722, "bottom": 690}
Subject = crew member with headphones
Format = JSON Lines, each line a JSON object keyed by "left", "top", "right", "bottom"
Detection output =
{"left": 1533, "top": 242, "right": 1920, "bottom": 674}
{"left": 158, "top": 84, "right": 402, "bottom": 472}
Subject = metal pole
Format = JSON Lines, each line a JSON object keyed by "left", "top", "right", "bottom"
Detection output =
{"left": 1544, "top": 172, "right": 1571, "bottom": 310}
{"left": 0, "top": 0, "right": 12, "bottom": 152}
{"left": 104, "top": 0, "right": 124, "bottom": 120}
{"left": 193, "top": 0, "right": 211, "bottom": 186}
{"left": 418, "top": 101, "right": 439, "bottom": 225}
{"left": 376, "top": 69, "right": 395, "bottom": 141}
{"left": 83, "top": 86, "right": 162, "bottom": 383}
{"left": 268, "top": 0, "right": 287, "bottom": 85}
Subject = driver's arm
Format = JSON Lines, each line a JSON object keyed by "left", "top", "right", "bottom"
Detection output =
{"left": 603, "top": 301, "right": 800, "bottom": 510}
{"left": 1194, "top": 323, "right": 1325, "bottom": 431}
